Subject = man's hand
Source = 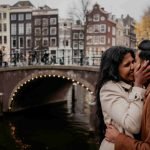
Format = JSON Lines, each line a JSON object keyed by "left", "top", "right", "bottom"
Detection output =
{"left": 105, "top": 124, "right": 120, "bottom": 143}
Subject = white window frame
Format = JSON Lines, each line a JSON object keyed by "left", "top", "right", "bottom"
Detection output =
{"left": 19, "top": 23, "right": 24, "bottom": 35}
{"left": 50, "top": 27, "right": 57, "bottom": 35}
{"left": 11, "top": 24, "right": 17, "bottom": 35}
{"left": 18, "top": 14, "right": 24, "bottom": 21}
{"left": 50, "top": 18, "right": 57, "bottom": 25}
{"left": 50, "top": 37, "right": 57, "bottom": 47}
{"left": 100, "top": 36, "right": 106, "bottom": 44}
{"left": 26, "top": 37, "right": 31, "bottom": 48}
{"left": 11, "top": 14, "right": 16, "bottom": 21}
{"left": 26, "top": 23, "right": 31, "bottom": 34}
{"left": 19, "top": 36, "right": 24, "bottom": 48}
{"left": 100, "top": 24, "right": 106, "bottom": 33}
{"left": 93, "top": 14, "right": 100, "bottom": 22}
{"left": 11, "top": 37, "right": 17, "bottom": 48}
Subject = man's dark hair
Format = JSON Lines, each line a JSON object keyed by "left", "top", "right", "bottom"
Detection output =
{"left": 138, "top": 39, "right": 150, "bottom": 51}
{"left": 138, "top": 39, "right": 150, "bottom": 61}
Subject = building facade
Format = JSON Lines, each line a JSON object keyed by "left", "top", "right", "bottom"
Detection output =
{"left": 85, "top": 3, "right": 116, "bottom": 66}
{"left": 0, "top": 5, "right": 11, "bottom": 65}
{"left": 58, "top": 18, "right": 72, "bottom": 65}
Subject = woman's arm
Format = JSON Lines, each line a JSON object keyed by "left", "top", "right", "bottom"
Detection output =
{"left": 100, "top": 82, "right": 145, "bottom": 133}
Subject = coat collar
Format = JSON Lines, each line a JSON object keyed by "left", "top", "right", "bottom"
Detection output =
{"left": 119, "top": 81, "right": 132, "bottom": 92}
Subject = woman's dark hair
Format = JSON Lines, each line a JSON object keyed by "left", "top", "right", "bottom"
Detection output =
{"left": 94, "top": 46, "right": 135, "bottom": 144}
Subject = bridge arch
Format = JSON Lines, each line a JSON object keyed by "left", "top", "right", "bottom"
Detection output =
{"left": 8, "top": 70, "right": 94, "bottom": 111}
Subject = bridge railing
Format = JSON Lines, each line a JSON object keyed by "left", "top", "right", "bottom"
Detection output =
{"left": 0, "top": 53, "right": 101, "bottom": 68}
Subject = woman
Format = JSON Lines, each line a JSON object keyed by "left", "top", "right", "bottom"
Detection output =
{"left": 95, "top": 46, "right": 147, "bottom": 150}
{"left": 104, "top": 40, "right": 150, "bottom": 150}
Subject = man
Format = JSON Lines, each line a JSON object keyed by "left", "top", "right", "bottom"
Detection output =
{"left": 105, "top": 39, "right": 150, "bottom": 150}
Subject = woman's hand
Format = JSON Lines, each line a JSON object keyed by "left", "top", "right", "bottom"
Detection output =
{"left": 105, "top": 124, "right": 120, "bottom": 143}
{"left": 134, "top": 60, "right": 150, "bottom": 87}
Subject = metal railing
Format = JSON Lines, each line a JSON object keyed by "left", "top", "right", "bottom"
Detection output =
{"left": 0, "top": 52, "right": 101, "bottom": 68}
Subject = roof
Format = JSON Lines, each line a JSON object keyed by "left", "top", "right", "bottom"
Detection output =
{"left": 12, "top": 0, "right": 34, "bottom": 8}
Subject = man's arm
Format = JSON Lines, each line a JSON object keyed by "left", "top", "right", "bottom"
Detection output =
{"left": 115, "top": 133, "right": 150, "bottom": 150}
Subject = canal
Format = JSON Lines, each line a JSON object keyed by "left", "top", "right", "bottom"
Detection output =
{"left": 0, "top": 102, "right": 99, "bottom": 150}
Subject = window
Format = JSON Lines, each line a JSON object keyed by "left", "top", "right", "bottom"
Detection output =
{"left": 93, "top": 36, "right": 100, "bottom": 44}
{"left": 50, "top": 37, "right": 57, "bottom": 47}
{"left": 35, "top": 18, "right": 41, "bottom": 25}
{"left": 11, "top": 24, "right": 17, "bottom": 35}
{"left": 19, "top": 23, "right": 24, "bottom": 35}
{"left": 26, "top": 37, "right": 31, "bottom": 48}
{"left": 93, "top": 14, "right": 99, "bottom": 21}
{"left": 3, "top": 23, "right": 7, "bottom": 32}
{"left": 26, "top": 23, "right": 31, "bottom": 34}
{"left": 73, "top": 33, "right": 78, "bottom": 39}
{"left": 50, "top": 18, "right": 57, "bottom": 25}
{"left": 73, "top": 50, "right": 79, "bottom": 57}
{"left": 112, "top": 27, "right": 116, "bottom": 35}
{"left": 4, "top": 36, "right": 7, "bottom": 44}
{"left": 108, "top": 26, "right": 111, "bottom": 32}
{"left": 11, "top": 37, "right": 17, "bottom": 48}
{"left": 100, "top": 24, "right": 106, "bottom": 33}
{"left": 86, "top": 36, "right": 93, "bottom": 44}
{"left": 42, "top": 28, "right": 48, "bottom": 35}
{"left": 73, "top": 41, "right": 78, "bottom": 49}
{"left": 18, "top": 14, "right": 24, "bottom": 21}
{"left": 42, "top": 18, "right": 48, "bottom": 26}
{"left": 35, "top": 38, "right": 41, "bottom": 47}
{"left": 79, "top": 41, "right": 84, "bottom": 49}
{"left": 94, "top": 25, "right": 100, "bottom": 32}
{"left": 19, "top": 37, "right": 24, "bottom": 48}
{"left": 63, "top": 40, "right": 69, "bottom": 46}
{"left": 3, "top": 13, "right": 7, "bottom": 19}
{"left": 35, "top": 28, "right": 41, "bottom": 36}
{"left": 26, "top": 13, "right": 31, "bottom": 20}
{"left": 100, "top": 36, "right": 106, "bottom": 44}
{"left": 11, "top": 14, "right": 16, "bottom": 20}
{"left": 43, "top": 38, "right": 49, "bottom": 46}
{"left": 87, "top": 26, "right": 93, "bottom": 33}
{"left": 79, "top": 32, "right": 84, "bottom": 39}
{"left": 50, "top": 27, "right": 56, "bottom": 35}
{"left": 101, "top": 16, "right": 105, "bottom": 21}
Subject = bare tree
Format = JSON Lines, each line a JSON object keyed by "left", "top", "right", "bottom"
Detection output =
{"left": 67, "top": 0, "right": 93, "bottom": 65}
{"left": 68, "top": 0, "right": 90, "bottom": 24}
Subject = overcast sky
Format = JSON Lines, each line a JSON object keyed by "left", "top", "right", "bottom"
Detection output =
{"left": 0, "top": 0, "right": 149, "bottom": 21}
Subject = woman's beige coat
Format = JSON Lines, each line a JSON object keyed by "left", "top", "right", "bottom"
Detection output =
{"left": 99, "top": 81, "right": 145, "bottom": 150}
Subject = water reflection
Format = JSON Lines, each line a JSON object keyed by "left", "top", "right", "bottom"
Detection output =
{"left": 0, "top": 102, "right": 98, "bottom": 150}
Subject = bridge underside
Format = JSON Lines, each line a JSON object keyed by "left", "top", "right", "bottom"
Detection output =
{"left": 10, "top": 77, "right": 72, "bottom": 112}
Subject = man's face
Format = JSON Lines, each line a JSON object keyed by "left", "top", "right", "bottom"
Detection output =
{"left": 135, "top": 51, "right": 141, "bottom": 64}
{"left": 135, "top": 51, "right": 144, "bottom": 66}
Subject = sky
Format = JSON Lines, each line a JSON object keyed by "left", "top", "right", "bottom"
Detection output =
{"left": 0, "top": 0, "right": 149, "bottom": 21}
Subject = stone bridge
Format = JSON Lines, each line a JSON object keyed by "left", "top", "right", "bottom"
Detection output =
{"left": 0, "top": 65, "right": 99, "bottom": 112}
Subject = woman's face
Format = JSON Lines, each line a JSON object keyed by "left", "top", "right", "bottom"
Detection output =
{"left": 118, "top": 53, "right": 135, "bottom": 82}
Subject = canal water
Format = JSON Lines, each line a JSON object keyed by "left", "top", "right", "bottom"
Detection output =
{"left": 0, "top": 102, "right": 99, "bottom": 150}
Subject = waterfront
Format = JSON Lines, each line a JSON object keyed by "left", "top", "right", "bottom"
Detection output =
{"left": 0, "top": 102, "right": 98, "bottom": 150}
